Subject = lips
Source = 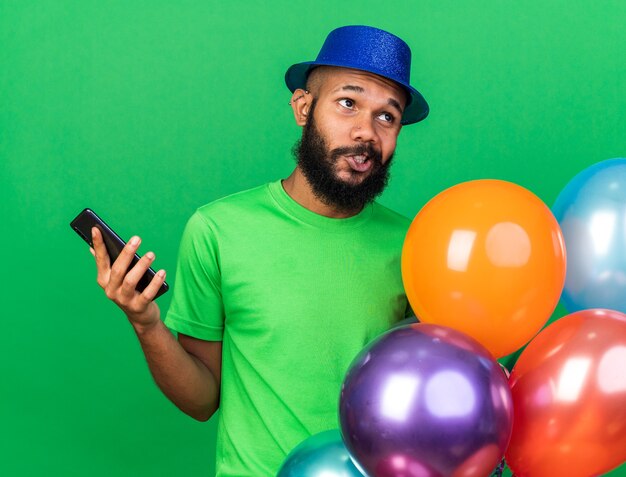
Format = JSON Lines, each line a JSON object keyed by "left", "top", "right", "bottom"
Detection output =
{"left": 345, "top": 154, "right": 373, "bottom": 173}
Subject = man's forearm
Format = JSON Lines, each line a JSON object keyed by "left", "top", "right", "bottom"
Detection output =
{"left": 133, "top": 320, "right": 219, "bottom": 421}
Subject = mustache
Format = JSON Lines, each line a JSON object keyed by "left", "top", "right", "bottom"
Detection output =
{"left": 330, "top": 143, "right": 383, "bottom": 165}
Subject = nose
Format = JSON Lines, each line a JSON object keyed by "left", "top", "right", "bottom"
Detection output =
{"left": 350, "top": 116, "right": 378, "bottom": 144}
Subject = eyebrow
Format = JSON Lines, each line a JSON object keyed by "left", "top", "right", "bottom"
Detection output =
{"left": 334, "top": 84, "right": 404, "bottom": 115}
{"left": 386, "top": 98, "right": 404, "bottom": 115}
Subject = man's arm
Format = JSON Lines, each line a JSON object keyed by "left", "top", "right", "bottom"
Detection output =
{"left": 91, "top": 226, "right": 221, "bottom": 421}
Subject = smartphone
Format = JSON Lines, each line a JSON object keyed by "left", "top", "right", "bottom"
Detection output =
{"left": 70, "top": 208, "right": 169, "bottom": 299}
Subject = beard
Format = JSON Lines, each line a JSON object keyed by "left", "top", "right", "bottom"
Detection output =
{"left": 292, "top": 101, "right": 394, "bottom": 213}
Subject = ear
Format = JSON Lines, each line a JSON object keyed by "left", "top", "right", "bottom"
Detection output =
{"left": 290, "top": 89, "right": 311, "bottom": 126}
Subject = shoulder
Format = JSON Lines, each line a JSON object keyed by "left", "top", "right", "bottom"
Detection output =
{"left": 197, "top": 183, "right": 271, "bottom": 216}
{"left": 370, "top": 201, "right": 412, "bottom": 230}
{"left": 186, "top": 182, "right": 275, "bottom": 228}
{"left": 177, "top": 183, "right": 274, "bottom": 250}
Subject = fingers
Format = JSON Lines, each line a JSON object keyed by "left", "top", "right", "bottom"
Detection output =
{"left": 120, "top": 259, "right": 167, "bottom": 313}
{"left": 120, "top": 251, "right": 156, "bottom": 297}
{"left": 90, "top": 226, "right": 166, "bottom": 321}
{"left": 139, "top": 269, "right": 167, "bottom": 303}
{"left": 108, "top": 235, "right": 141, "bottom": 289}
{"left": 92, "top": 227, "right": 111, "bottom": 288}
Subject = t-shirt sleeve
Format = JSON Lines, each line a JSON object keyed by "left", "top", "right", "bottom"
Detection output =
{"left": 164, "top": 211, "right": 225, "bottom": 341}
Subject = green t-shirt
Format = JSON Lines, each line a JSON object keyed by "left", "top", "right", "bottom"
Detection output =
{"left": 165, "top": 180, "right": 410, "bottom": 476}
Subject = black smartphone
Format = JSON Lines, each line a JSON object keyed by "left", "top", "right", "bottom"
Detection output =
{"left": 70, "top": 208, "right": 169, "bottom": 299}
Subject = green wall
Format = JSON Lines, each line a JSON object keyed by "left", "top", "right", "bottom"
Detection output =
{"left": 1, "top": 1, "right": 624, "bottom": 475}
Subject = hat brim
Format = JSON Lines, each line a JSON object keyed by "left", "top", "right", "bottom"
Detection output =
{"left": 285, "top": 61, "right": 429, "bottom": 125}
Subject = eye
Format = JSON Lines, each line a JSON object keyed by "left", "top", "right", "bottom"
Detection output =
{"left": 338, "top": 98, "right": 355, "bottom": 109}
{"left": 377, "top": 112, "right": 396, "bottom": 124}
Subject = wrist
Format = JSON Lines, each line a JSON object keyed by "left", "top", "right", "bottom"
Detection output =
{"left": 129, "top": 310, "right": 162, "bottom": 337}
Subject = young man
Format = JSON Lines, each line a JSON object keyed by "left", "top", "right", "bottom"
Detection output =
{"left": 90, "top": 25, "right": 429, "bottom": 476}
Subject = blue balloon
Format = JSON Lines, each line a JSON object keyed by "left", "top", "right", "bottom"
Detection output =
{"left": 277, "top": 429, "right": 366, "bottom": 477}
{"left": 553, "top": 158, "right": 626, "bottom": 312}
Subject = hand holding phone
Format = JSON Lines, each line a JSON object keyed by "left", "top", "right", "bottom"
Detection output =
{"left": 71, "top": 208, "right": 169, "bottom": 299}
{"left": 71, "top": 208, "right": 169, "bottom": 330}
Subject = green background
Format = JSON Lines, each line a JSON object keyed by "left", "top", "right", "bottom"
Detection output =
{"left": 1, "top": 1, "right": 624, "bottom": 475}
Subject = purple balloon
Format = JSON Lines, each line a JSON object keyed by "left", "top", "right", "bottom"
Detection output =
{"left": 339, "top": 324, "right": 513, "bottom": 477}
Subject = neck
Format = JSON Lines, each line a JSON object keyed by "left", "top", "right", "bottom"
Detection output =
{"left": 282, "top": 167, "right": 362, "bottom": 219}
